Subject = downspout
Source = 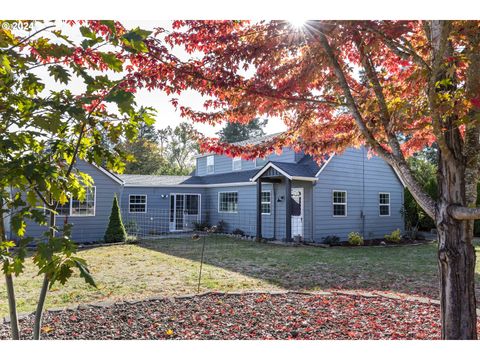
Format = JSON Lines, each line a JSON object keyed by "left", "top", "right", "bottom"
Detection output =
{"left": 361, "top": 147, "right": 366, "bottom": 238}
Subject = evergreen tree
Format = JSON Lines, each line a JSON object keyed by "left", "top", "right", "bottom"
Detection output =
{"left": 217, "top": 118, "right": 267, "bottom": 143}
{"left": 104, "top": 195, "right": 127, "bottom": 243}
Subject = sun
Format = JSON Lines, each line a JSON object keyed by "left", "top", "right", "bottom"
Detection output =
{"left": 288, "top": 19, "right": 307, "bottom": 29}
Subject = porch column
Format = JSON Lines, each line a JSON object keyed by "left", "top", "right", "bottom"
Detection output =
{"left": 285, "top": 178, "right": 292, "bottom": 242}
{"left": 256, "top": 179, "right": 262, "bottom": 241}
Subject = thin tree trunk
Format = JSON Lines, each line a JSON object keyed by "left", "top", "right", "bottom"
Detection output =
{"left": 33, "top": 274, "right": 49, "bottom": 340}
{"left": 4, "top": 272, "right": 20, "bottom": 340}
{"left": 437, "top": 151, "right": 477, "bottom": 339}
{"left": 0, "top": 196, "right": 20, "bottom": 340}
{"left": 32, "top": 208, "right": 54, "bottom": 340}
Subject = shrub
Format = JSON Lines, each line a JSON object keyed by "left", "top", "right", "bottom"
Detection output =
{"left": 125, "top": 235, "right": 139, "bottom": 244}
{"left": 232, "top": 228, "right": 245, "bottom": 236}
{"left": 216, "top": 220, "right": 227, "bottom": 233}
{"left": 193, "top": 221, "right": 210, "bottom": 231}
{"left": 124, "top": 220, "right": 138, "bottom": 235}
{"left": 322, "top": 235, "right": 340, "bottom": 245}
{"left": 104, "top": 195, "right": 127, "bottom": 243}
{"left": 347, "top": 232, "right": 364, "bottom": 246}
{"left": 385, "top": 229, "right": 402, "bottom": 243}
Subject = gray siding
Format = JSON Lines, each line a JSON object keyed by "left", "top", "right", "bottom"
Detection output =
{"left": 195, "top": 147, "right": 297, "bottom": 176}
{"left": 313, "top": 147, "right": 404, "bottom": 242}
{"left": 204, "top": 184, "right": 275, "bottom": 238}
{"left": 20, "top": 160, "right": 123, "bottom": 243}
{"left": 121, "top": 186, "right": 206, "bottom": 235}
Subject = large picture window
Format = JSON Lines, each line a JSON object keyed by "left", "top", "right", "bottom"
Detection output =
{"left": 332, "top": 190, "right": 347, "bottom": 217}
{"left": 206, "top": 155, "right": 215, "bottom": 174}
{"left": 218, "top": 192, "right": 238, "bottom": 213}
{"left": 379, "top": 192, "right": 390, "bottom": 216}
{"left": 129, "top": 195, "right": 147, "bottom": 213}
{"left": 261, "top": 191, "right": 271, "bottom": 215}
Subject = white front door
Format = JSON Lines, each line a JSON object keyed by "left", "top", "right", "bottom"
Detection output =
{"left": 291, "top": 188, "right": 304, "bottom": 238}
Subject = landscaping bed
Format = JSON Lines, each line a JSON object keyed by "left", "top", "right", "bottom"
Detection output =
{"left": 0, "top": 292, "right": 465, "bottom": 340}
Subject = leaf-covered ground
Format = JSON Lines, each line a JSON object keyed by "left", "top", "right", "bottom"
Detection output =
{"left": 0, "top": 292, "right": 465, "bottom": 340}
{"left": 2, "top": 236, "right": 480, "bottom": 317}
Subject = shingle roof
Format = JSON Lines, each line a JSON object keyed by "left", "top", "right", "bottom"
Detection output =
{"left": 230, "top": 132, "right": 284, "bottom": 146}
{"left": 269, "top": 161, "right": 319, "bottom": 178}
{"left": 183, "top": 169, "right": 259, "bottom": 185}
{"left": 117, "top": 174, "right": 192, "bottom": 186}
{"left": 118, "top": 170, "right": 258, "bottom": 187}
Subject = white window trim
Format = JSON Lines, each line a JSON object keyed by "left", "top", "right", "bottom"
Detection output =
{"left": 206, "top": 155, "right": 215, "bottom": 174}
{"left": 232, "top": 157, "right": 242, "bottom": 171}
{"left": 128, "top": 194, "right": 147, "bottom": 214}
{"left": 379, "top": 192, "right": 391, "bottom": 217}
{"left": 255, "top": 157, "right": 268, "bottom": 168}
{"left": 261, "top": 190, "right": 271, "bottom": 215}
{"left": 218, "top": 191, "right": 238, "bottom": 214}
{"left": 332, "top": 189, "right": 347, "bottom": 217}
{"left": 69, "top": 186, "right": 97, "bottom": 217}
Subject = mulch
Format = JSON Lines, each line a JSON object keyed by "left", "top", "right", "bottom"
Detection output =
{"left": 0, "top": 292, "right": 471, "bottom": 340}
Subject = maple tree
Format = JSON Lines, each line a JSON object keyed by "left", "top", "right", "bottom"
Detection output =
{"left": 0, "top": 20, "right": 154, "bottom": 339}
{"left": 127, "top": 20, "right": 480, "bottom": 339}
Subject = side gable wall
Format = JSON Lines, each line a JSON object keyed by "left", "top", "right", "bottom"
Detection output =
{"left": 313, "top": 147, "right": 404, "bottom": 241}
{"left": 18, "top": 160, "right": 123, "bottom": 243}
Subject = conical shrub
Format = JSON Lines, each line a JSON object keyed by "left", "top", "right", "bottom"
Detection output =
{"left": 104, "top": 194, "right": 127, "bottom": 243}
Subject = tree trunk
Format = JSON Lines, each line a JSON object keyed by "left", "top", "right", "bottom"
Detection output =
{"left": 4, "top": 273, "right": 20, "bottom": 340}
{"left": 0, "top": 198, "right": 20, "bottom": 340}
{"left": 437, "top": 152, "right": 478, "bottom": 339}
{"left": 32, "top": 208, "right": 54, "bottom": 340}
{"left": 33, "top": 274, "right": 49, "bottom": 340}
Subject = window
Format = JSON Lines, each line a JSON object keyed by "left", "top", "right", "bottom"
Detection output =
{"left": 70, "top": 187, "right": 96, "bottom": 216}
{"left": 185, "top": 194, "right": 199, "bottom": 215}
{"left": 379, "top": 192, "right": 390, "bottom": 216}
{"left": 55, "top": 201, "right": 71, "bottom": 216}
{"left": 232, "top": 157, "right": 242, "bottom": 171}
{"left": 218, "top": 192, "right": 238, "bottom": 213}
{"left": 255, "top": 157, "right": 268, "bottom": 167}
{"left": 206, "top": 155, "right": 214, "bottom": 174}
{"left": 332, "top": 190, "right": 347, "bottom": 217}
{"left": 129, "top": 195, "right": 147, "bottom": 213}
{"left": 261, "top": 191, "right": 271, "bottom": 215}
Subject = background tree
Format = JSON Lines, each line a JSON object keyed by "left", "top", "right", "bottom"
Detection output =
{"left": 0, "top": 20, "right": 154, "bottom": 339}
{"left": 134, "top": 20, "right": 480, "bottom": 339}
{"left": 121, "top": 121, "right": 197, "bottom": 175}
{"left": 217, "top": 118, "right": 268, "bottom": 143}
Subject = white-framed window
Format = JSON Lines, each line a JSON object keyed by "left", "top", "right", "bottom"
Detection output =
{"left": 232, "top": 157, "right": 242, "bottom": 171}
{"left": 206, "top": 155, "right": 215, "bottom": 174}
{"left": 47, "top": 186, "right": 96, "bottom": 217}
{"left": 261, "top": 191, "right": 271, "bottom": 215}
{"left": 255, "top": 157, "right": 268, "bottom": 168}
{"left": 379, "top": 192, "right": 391, "bottom": 216}
{"left": 129, "top": 194, "right": 147, "bottom": 213}
{"left": 332, "top": 190, "right": 347, "bottom": 217}
{"left": 218, "top": 192, "right": 238, "bottom": 213}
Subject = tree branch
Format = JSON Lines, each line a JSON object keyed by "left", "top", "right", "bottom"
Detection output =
{"left": 318, "top": 26, "right": 436, "bottom": 220}
{"left": 449, "top": 206, "right": 480, "bottom": 220}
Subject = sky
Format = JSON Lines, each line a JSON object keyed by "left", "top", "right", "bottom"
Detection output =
{"left": 31, "top": 20, "right": 287, "bottom": 138}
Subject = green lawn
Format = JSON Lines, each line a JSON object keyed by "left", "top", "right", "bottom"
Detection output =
{"left": 1, "top": 235, "right": 479, "bottom": 317}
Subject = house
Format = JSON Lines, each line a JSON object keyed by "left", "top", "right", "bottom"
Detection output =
{"left": 11, "top": 134, "right": 405, "bottom": 243}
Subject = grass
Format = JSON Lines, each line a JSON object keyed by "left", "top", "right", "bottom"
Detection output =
{"left": 1, "top": 235, "right": 480, "bottom": 317}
